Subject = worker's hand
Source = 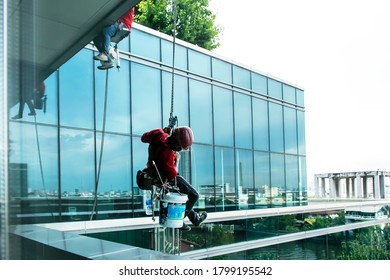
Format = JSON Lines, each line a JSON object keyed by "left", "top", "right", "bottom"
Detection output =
{"left": 174, "top": 151, "right": 180, "bottom": 170}
{"left": 174, "top": 151, "right": 181, "bottom": 161}
{"left": 163, "top": 127, "right": 172, "bottom": 134}
{"left": 169, "top": 116, "right": 178, "bottom": 128}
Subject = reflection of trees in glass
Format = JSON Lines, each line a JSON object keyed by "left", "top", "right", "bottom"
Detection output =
{"left": 339, "top": 226, "right": 390, "bottom": 260}
{"left": 251, "top": 215, "right": 298, "bottom": 233}
{"left": 248, "top": 251, "right": 278, "bottom": 260}
{"left": 183, "top": 224, "right": 234, "bottom": 249}
{"left": 301, "top": 211, "right": 345, "bottom": 230}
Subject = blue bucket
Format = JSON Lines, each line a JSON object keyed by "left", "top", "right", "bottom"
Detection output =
{"left": 159, "top": 192, "right": 188, "bottom": 228}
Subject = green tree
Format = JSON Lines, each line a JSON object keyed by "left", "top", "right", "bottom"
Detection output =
{"left": 135, "top": 0, "right": 221, "bottom": 50}
{"left": 338, "top": 226, "right": 390, "bottom": 260}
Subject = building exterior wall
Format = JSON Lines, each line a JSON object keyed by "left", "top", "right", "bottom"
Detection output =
{"left": 7, "top": 23, "right": 307, "bottom": 223}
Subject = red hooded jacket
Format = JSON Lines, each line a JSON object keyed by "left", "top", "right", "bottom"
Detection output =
{"left": 118, "top": 7, "right": 135, "bottom": 30}
{"left": 141, "top": 128, "right": 177, "bottom": 181}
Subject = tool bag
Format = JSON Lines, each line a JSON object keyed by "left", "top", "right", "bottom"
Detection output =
{"left": 136, "top": 169, "right": 157, "bottom": 191}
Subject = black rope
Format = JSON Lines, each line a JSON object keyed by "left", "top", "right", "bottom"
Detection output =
{"left": 90, "top": 70, "right": 109, "bottom": 220}
{"left": 33, "top": 115, "right": 53, "bottom": 217}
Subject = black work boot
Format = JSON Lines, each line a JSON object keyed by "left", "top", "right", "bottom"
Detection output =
{"left": 192, "top": 211, "right": 207, "bottom": 227}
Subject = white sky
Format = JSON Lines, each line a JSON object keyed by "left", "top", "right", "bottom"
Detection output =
{"left": 209, "top": 0, "right": 390, "bottom": 184}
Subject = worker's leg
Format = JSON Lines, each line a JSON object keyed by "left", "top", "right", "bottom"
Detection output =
{"left": 93, "top": 33, "right": 104, "bottom": 54}
{"left": 101, "top": 24, "right": 118, "bottom": 62}
{"left": 175, "top": 175, "right": 207, "bottom": 226}
{"left": 175, "top": 175, "right": 199, "bottom": 214}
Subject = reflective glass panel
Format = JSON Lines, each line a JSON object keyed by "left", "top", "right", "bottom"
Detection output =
{"left": 132, "top": 136, "right": 149, "bottom": 184}
{"left": 9, "top": 123, "right": 59, "bottom": 199}
{"left": 60, "top": 49, "right": 94, "bottom": 129}
{"left": 94, "top": 133, "right": 132, "bottom": 218}
{"left": 269, "top": 103, "right": 284, "bottom": 153}
{"left": 214, "top": 146, "right": 236, "bottom": 211}
{"left": 95, "top": 60, "right": 130, "bottom": 134}
{"left": 285, "top": 154, "right": 298, "bottom": 206}
{"left": 234, "top": 92, "right": 252, "bottom": 149}
{"left": 270, "top": 153, "right": 285, "bottom": 207}
{"left": 189, "top": 80, "right": 212, "bottom": 144}
{"left": 188, "top": 49, "right": 211, "bottom": 77}
{"left": 191, "top": 144, "right": 214, "bottom": 209}
{"left": 60, "top": 128, "right": 94, "bottom": 194}
{"left": 162, "top": 72, "right": 189, "bottom": 126}
{"left": 117, "top": 32, "right": 130, "bottom": 52}
{"left": 212, "top": 58, "right": 232, "bottom": 84}
{"left": 60, "top": 128, "right": 95, "bottom": 219}
{"left": 297, "top": 110, "right": 306, "bottom": 155}
{"left": 95, "top": 133, "right": 131, "bottom": 194}
{"left": 252, "top": 72, "right": 267, "bottom": 95}
{"left": 213, "top": 86, "right": 233, "bottom": 146}
{"left": 283, "top": 84, "right": 296, "bottom": 104}
{"left": 161, "top": 39, "right": 187, "bottom": 70}
{"left": 132, "top": 136, "right": 150, "bottom": 216}
{"left": 235, "top": 149, "right": 254, "bottom": 209}
{"left": 254, "top": 151, "right": 270, "bottom": 208}
{"left": 296, "top": 89, "right": 304, "bottom": 107}
{"left": 252, "top": 98, "right": 269, "bottom": 151}
{"left": 268, "top": 79, "right": 282, "bottom": 100}
{"left": 8, "top": 124, "right": 59, "bottom": 223}
{"left": 130, "top": 29, "right": 160, "bottom": 62}
{"left": 299, "top": 156, "right": 308, "bottom": 205}
{"left": 284, "top": 107, "right": 298, "bottom": 155}
{"left": 233, "top": 65, "right": 250, "bottom": 89}
{"left": 131, "top": 63, "right": 161, "bottom": 135}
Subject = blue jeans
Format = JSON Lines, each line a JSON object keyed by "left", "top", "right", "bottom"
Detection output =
{"left": 93, "top": 22, "right": 120, "bottom": 62}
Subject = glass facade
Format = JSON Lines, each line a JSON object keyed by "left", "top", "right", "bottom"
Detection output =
{"left": 7, "top": 24, "right": 307, "bottom": 224}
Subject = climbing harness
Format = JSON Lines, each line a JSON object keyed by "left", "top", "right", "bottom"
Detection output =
{"left": 90, "top": 70, "right": 110, "bottom": 220}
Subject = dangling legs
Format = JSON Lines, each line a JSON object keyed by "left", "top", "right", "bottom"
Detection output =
{"left": 175, "top": 175, "right": 207, "bottom": 227}
{"left": 97, "top": 24, "right": 118, "bottom": 69}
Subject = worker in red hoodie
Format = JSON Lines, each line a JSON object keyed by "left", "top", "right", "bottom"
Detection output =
{"left": 141, "top": 125, "right": 207, "bottom": 231}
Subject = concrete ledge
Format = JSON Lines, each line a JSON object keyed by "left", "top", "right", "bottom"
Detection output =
{"left": 10, "top": 224, "right": 186, "bottom": 260}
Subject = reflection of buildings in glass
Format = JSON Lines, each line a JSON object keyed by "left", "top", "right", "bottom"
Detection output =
{"left": 8, "top": 163, "right": 28, "bottom": 198}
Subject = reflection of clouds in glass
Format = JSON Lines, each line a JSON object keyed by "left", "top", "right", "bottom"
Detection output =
{"left": 131, "top": 63, "right": 161, "bottom": 135}
{"left": 60, "top": 49, "right": 94, "bottom": 129}
{"left": 61, "top": 129, "right": 94, "bottom": 192}
{"left": 234, "top": 92, "right": 252, "bottom": 148}
{"left": 269, "top": 103, "right": 284, "bottom": 153}
{"left": 96, "top": 134, "right": 131, "bottom": 192}
{"left": 253, "top": 98, "right": 269, "bottom": 151}
{"left": 213, "top": 86, "right": 233, "bottom": 146}
{"left": 284, "top": 107, "right": 297, "bottom": 154}
{"left": 162, "top": 73, "right": 189, "bottom": 127}
{"left": 61, "top": 130, "right": 94, "bottom": 152}
{"left": 95, "top": 60, "right": 130, "bottom": 134}
{"left": 190, "top": 80, "right": 212, "bottom": 144}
